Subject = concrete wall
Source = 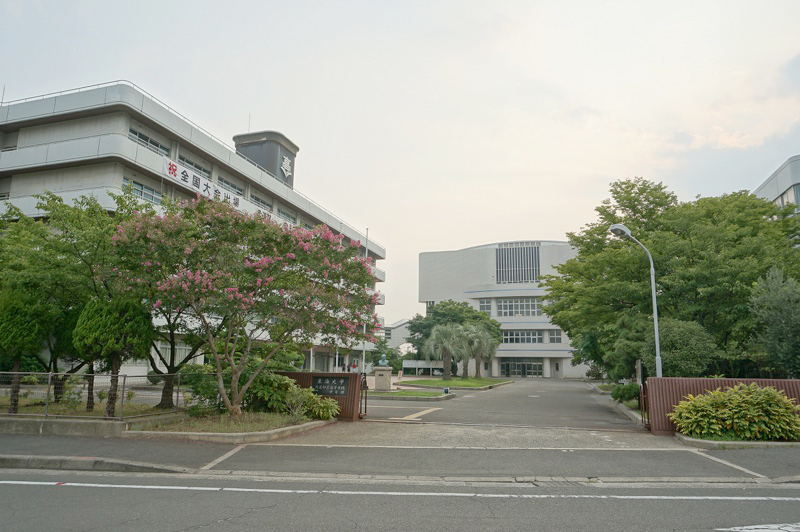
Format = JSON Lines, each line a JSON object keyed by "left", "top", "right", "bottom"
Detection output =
{"left": 18, "top": 113, "right": 128, "bottom": 148}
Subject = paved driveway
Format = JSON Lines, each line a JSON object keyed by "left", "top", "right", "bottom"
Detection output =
{"left": 365, "top": 378, "right": 639, "bottom": 430}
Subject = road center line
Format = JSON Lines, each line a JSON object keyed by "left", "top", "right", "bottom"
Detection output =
{"left": 2, "top": 481, "right": 800, "bottom": 501}
{"left": 201, "top": 444, "right": 247, "bottom": 471}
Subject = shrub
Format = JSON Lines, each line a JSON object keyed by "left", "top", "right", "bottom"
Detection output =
{"left": 147, "top": 371, "right": 165, "bottom": 385}
{"left": 180, "top": 362, "right": 338, "bottom": 420}
{"left": 669, "top": 383, "right": 800, "bottom": 441}
{"left": 611, "top": 382, "right": 640, "bottom": 403}
{"left": 307, "top": 394, "right": 341, "bottom": 420}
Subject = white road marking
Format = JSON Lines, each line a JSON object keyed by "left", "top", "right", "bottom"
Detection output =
{"left": 200, "top": 444, "right": 246, "bottom": 471}
{"left": 389, "top": 407, "right": 441, "bottom": 421}
{"left": 528, "top": 395, "right": 539, "bottom": 398}
{"left": 2, "top": 481, "right": 800, "bottom": 501}
{"left": 716, "top": 524, "right": 800, "bottom": 531}
{"left": 693, "top": 451, "right": 767, "bottom": 478}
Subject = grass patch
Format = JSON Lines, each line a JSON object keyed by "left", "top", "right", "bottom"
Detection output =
{"left": 622, "top": 399, "right": 641, "bottom": 413}
{"left": 368, "top": 390, "right": 444, "bottom": 397}
{"left": 401, "top": 377, "right": 508, "bottom": 388}
{"left": 596, "top": 384, "right": 615, "bottom": 392}
{"left": 141, "top": 412, "right": 299, "bottom": 433}
{"left": 0, "top": 397, "right": 169, "bottom": 417}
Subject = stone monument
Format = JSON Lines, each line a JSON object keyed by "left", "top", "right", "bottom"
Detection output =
{"left": 374, "top": 355, "right": 392, "bottom": 391}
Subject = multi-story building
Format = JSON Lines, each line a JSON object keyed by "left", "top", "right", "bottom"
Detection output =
{"left": 0, "top": 81, "right": 385, "bottom": 374}
{"left": 419, "top": 241, "right": 588, "bottom": 378}
{"left": 754, "top": 155, "right": 800, "bottom": 206}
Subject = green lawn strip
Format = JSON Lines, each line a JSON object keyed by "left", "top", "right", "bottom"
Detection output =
{"left": 595, "top": 384, "right": 615, "bottom": 392}
{"left": 0, "top": 398, "right": 169, "bottom": 417}
{"left": 139, "top": 412, "right": 299, "bottom": 433}
{"left": 400, "top": 378, "right": 510, "bottom": 388}
{"left": 368, "top": 390, "right": 443, "bottom": 397}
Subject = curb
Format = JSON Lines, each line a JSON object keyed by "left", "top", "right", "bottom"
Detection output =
{"left": 674, "top": 432, "right": 800, "bottom": 450}
{"left": 366, "top": 393, "right": 455, "bottom": 402}
{"left": 609, "top": 398, "right": 643, "bottom": 424}
{"left": 397, "top": 380, "right": 513, "bottom": 392}
{"left": 0, "top": 454, "right": 191, "bottom": 474}
{"left": 122, "top": 419, "right": 334, "bottom": 444}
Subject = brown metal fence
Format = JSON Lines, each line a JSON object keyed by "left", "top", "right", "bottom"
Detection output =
{"left": 647, "top": 377, "right": 800, "bottom": 435}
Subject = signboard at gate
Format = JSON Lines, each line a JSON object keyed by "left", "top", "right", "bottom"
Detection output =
{"left": 312, "top": 376, "right": 349, "bottom": 397}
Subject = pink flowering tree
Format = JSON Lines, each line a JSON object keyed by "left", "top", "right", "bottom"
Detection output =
{"left": 113, "top": 196, "right": 378, "bottom": 416}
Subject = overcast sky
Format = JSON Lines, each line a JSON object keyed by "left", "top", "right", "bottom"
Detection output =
{"left": 3, "top": 1, "right": 800, "bottom": 324}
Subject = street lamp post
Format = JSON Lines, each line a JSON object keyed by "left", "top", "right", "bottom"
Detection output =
{"left": 609, "top": 223, "right": 663, "bottom": 378}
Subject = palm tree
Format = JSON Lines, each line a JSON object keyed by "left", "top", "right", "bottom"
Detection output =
{"left": 423, "top": 323, "right": 466, "bottom": 381}
{"left": 464, "top": 323, "right": 499, "bottom": 379}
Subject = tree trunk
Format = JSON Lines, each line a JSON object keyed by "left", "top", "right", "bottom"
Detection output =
{"left": 156, "top": 373, "right": 175, "bottom": 409}
{"left": 85, "top": 363, "right": 95, "bottom": 412}
{"left": 105, "top": 355, "right": 121, "bottom": 418}
{"left": 8, "top": 358, "right": 21, "bottom": 414}
{"left": 53, "top": 374, "right": 68, "bottom": 403}
{"left": 443, "top": 352, "right": 452, "bottom": 381}
{"left": 474, "top": 356, "right": 482, "bottom": 378}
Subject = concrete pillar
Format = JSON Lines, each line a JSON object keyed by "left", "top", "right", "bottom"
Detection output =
{"left": 491, "top": 358, "right": 500, "bottom": 377}
{"left": 308, "top": 347, "right": 315, "bottom": 371}
{"left": 542, "top": 357, "right": 551, "bottom": 378}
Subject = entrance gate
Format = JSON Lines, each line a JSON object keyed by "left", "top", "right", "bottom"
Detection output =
{"left": 500, "top": 360, "right": 543, "bottom": 377}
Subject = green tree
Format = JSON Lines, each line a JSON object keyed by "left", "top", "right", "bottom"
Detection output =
{"left": 72, "top": 297, "right": 153, "bottom": 417}
{"left": 113, "top": 196, "right": 377, "bottom": 416}
{"left": 423, "top": 323, "right": 467, "bottom": 381}
{"left": 463, "top": 323, "right": 499, "bottom": 378}
{"left": 640, "top": 318, "right": 716, "bottom": 377}
{"left": 0, "top": 290, "right": 49, "bottom": 413}
{"left": 407, "top": 300, "right": 501, "bottom": 356}
{"left": 544, "top": 179, "right": 799, "bottom": 379}
{"left": 749, "top": 268, "right": 800, "bottom": 378}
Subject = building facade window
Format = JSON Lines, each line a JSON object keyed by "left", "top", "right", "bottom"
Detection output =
{"left": 179, "top": 154, "right": 211, "bottom": 178}
{"left": 479, "top": 299, "right": 492, "bottom": 315}
{"left": 425, "top": 301, "right": 435, "bottom": 316}
{"left": 496, "top": 242, "right": 540, "bottom": 284}
{"left": 277, "top": 207, "right": 297, "bottom": 224}
{"left": 218, "top": 175, "right": 244, "bottom": 196}
{"left": 123, "top": 177, "right": 162, "bottom": 205}
{"left": 549, "top": 330, "right": 562, "bottom": 343}
{"left": 128, "top": 128, "right": 170, "bottom": 156}
{"left": 502, "top": 330, "right": 543, "bottom": 344}
{"left": 497, "top": 297, "right": 541, "bottom": 317}
{"left": 250, "top": 193, "right": 272, "bottom": 211}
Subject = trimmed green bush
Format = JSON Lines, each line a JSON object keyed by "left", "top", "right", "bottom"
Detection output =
{"left": 668, "top": 383, "right": 800, "bottom": 441}
{"left": 611, "top": 382, "right": 640, "bottom": 403}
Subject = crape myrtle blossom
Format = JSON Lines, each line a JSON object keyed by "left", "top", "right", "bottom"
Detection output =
{"left": 112, "top": 195, "right": 378, "bottom": 416}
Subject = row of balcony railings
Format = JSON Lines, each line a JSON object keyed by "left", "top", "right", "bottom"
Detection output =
{"left": 0, "top": 80, "right": 385, "bottom": 253}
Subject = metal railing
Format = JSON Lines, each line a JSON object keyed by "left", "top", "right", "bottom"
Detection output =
{"left": 0, "top": 372, "right": 188, "bottom": 421}
{"left": 0, "top": 80, "right": 385, "bottom": 252}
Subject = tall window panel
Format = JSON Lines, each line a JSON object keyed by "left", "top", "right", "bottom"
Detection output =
{"left": 496, "top": 242, "right": 540, "bottom": 284}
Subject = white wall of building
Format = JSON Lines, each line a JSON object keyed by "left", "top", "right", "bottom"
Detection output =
{"left": 419, "top": 241, "right": 590, "bottom": 379}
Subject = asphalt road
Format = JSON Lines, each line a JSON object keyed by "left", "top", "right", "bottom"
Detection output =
{"left": 1, "top": 378, "right": 799, "bottom": 531}
{"left": 366, "top": 378, "right": 636, "bottom": 429}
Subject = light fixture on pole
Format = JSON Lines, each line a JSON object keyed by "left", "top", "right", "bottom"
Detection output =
{"left": 609, "top": 223, "right": 663, "bottom": 378}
